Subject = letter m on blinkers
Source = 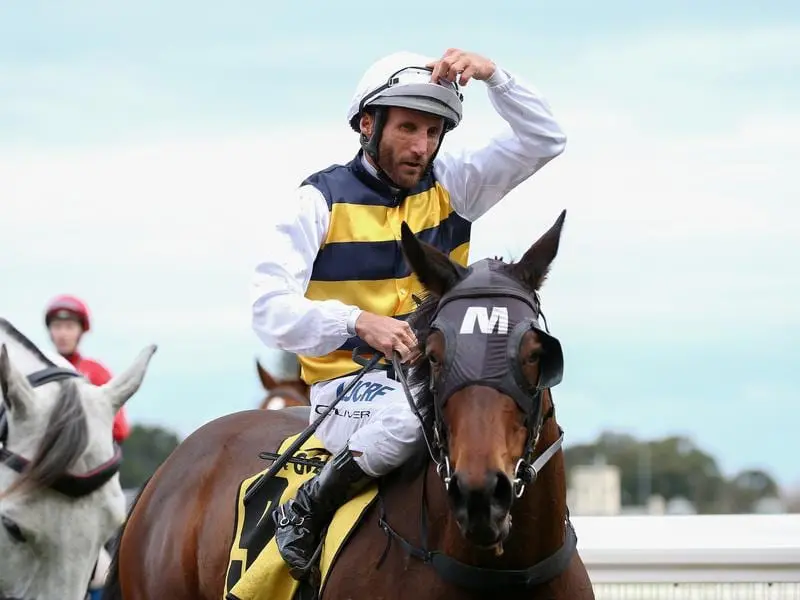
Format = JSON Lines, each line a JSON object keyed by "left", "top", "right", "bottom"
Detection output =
{"left": 459, "top": 306, "right": 509, "bottom": 335}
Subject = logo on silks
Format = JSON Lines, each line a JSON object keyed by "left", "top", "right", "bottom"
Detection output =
{"left": 335, "top": 379, "right": 395, "bottom": 403}
{"left": 427, "top": 259, "right": 565, "bottom": 416}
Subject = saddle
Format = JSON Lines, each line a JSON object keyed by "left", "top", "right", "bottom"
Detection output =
{"left": 223, "top": 428, "right": 379, "bottom": 600}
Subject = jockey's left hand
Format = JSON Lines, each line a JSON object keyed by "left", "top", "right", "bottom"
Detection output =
{"left": 427, "top": 48, "right": 497, "bottom": 87}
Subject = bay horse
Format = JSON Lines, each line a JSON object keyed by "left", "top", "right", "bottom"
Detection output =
{"left": 0, "top": 318, "right": 156, "bottom": 600}
{"left": 104, "top": 210, "right": 594, "bottom": 599}
{"left": 256, "top": 358, "right": 310, "bottom": 410}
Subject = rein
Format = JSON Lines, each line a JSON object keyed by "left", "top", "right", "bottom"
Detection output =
{"left": 0, "top": 366, "right": 123, "bottom": 499}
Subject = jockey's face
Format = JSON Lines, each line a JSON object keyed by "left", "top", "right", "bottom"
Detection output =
{"left": 362, "top": 107, "right": 445, "bottom": 188}
{"left": 48, "top": 318, "right": 83, "bottom": 356}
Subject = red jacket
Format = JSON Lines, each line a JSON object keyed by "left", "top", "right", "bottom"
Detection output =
{"left": 65, "top": 352, "right": 131, "bottom": 444}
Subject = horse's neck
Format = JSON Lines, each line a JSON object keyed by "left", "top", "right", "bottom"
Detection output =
{"left": 428, "top": 397, "right": 568, "bottom": 569}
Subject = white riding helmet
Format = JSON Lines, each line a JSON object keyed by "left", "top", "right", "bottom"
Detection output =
{"left": 347, "top": 51, "right": 464, "bottom": 133}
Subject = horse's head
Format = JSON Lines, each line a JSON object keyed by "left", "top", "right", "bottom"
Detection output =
{"left": 401, "top": 211, "right": 566, "bottom": 549}
{"left": 257, "top": 358, "right": 310, "bottom": 410}
{"left": 0, "top": 324, "right": 156, "bottom": 600}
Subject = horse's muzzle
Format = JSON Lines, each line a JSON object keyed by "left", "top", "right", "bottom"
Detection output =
{"left": 448, "top": 469, "right": 514, "bottom": 547}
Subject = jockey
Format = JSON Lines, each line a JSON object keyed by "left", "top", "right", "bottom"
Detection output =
{"left": 44, "top": 294, "right": 131, "bottom": 445}
{"left": 251, "top": 48, "right": 566, "bottom": 580}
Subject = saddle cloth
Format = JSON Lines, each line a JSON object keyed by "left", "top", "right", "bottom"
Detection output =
{"left": 224, "top": 432, "right": 379, "bottom": 600}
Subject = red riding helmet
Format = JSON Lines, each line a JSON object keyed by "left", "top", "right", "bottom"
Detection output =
{"left": 44, "top": 294, "right": 91, "bottom": 332}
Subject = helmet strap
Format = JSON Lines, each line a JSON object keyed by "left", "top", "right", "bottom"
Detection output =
{"left": 359, "top": 107, "right": 405, "bottom": 190}
{"left": 359, "top": 107, "right": 386, "bottom": 164}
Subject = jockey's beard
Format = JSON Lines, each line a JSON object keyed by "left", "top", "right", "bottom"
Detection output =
{"left": 377, "top": 144, "right": 433, "bottom": 190}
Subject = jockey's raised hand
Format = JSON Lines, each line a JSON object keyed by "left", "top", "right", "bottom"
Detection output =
{"left": 426, "top": 48, "right": 497, "bottom": 86}
{"left": 354, "top": 312, "right": 420, "bottom": 364}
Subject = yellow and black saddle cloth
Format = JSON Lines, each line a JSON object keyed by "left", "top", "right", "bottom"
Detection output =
{"left": 224, "top": 433, "right": 379, "bottom": 600}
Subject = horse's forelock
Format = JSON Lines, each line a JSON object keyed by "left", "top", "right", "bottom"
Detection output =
{"left": 1, "top": 379, "right": 89, "bottom": 498}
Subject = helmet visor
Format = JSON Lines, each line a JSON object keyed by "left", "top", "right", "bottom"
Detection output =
{"left": 361, "top": 66, "right": 463, "bottom": 129}
{"left": 386, "top": 66, "right": 462, "bottom": 97}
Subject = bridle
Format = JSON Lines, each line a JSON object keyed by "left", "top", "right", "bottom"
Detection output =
{"left": 0, "top": 366, "right": 123, "bottom": 499}
{"left": 395, "top": 260, "right": 566, "bottom": 499}
{"left": 373, "top": 259, "right": 579, "bottom": 590}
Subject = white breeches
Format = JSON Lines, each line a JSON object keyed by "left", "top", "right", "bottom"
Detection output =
{"left": 309, "top": 369, "right": 423, "bottom": 478}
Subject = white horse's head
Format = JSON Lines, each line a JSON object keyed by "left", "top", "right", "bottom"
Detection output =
{"left": 0, "top": 318, "right": 156, "bottom": 600}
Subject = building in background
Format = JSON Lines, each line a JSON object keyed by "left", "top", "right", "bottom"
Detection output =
{"left": 567, "top": 458, "right": 699, "bottom": 516}
{"left": 568, "top": 460, "right": 622, "bottom": 515}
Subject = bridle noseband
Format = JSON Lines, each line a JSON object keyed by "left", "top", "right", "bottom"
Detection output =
{"left": 0, "top": 366, "right": 123, "bottom": 499}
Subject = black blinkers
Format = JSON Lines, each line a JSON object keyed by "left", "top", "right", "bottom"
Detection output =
{"left": 427, "top": 259, "right": 564, "bottom": 417}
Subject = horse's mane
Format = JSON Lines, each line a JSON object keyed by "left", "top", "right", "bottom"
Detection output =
{"left": 392, "top": 292, "right": 444, "bottom": 480}
{"left": 0, "top": 318, "right": 89, "bottom": 499}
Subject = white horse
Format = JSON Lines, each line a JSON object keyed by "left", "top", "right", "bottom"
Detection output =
{"left": 0, "top": 318, "right": 156, "bottom": 600}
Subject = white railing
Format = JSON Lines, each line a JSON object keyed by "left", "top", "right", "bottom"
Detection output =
{"left": 573, "top": 514, "right": 800, "bottom": 599}
{"left": 121, "top": 491, "right": 800, "bottom": 597}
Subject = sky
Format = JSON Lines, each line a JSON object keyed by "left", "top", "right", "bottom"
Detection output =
{"left": 1, "top": 1, "right": 798, "bottom": 491}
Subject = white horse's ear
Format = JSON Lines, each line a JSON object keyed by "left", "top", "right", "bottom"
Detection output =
{"left": 100, "top": 345, "right": 157, "bottom": 412}
{"left": 0, "top": 344, "right": 35, "bottom": 418}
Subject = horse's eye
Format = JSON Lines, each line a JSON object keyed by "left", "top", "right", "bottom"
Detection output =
{"left": 428, "top": 352, "right": 440, "bottom": 365}
{"left": 526, "top": 350, "right": 541, "bottom": 364}
{"left": 1, "top": 515, "right": 27, "bottom": 543}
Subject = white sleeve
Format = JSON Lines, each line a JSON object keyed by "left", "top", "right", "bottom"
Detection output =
{"left": 250, "top": 184, "right": 363, "bottom": 357}
{"left": 433, "top": 67, "right": 567, "bottom": 222}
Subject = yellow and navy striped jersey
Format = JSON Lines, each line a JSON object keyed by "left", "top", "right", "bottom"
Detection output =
{"left": 297, "top": 153, "right": 471, "bottom": 385}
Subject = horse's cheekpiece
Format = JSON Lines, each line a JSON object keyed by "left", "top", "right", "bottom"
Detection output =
{"left": 0, "top": 366, "right": 123, "bottom": 499}
{"left": 224, "top": 432, "right": 379, "bottom": 600}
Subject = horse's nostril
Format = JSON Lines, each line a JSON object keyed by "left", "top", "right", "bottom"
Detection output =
{"left": 491, "top": 471, "right": 513, "bottom": 511}
{"left": 447, "top": 472, "right": 465, "bottom": 505}
{"left": 447, "top": 470, "right": 513, "bottom": 513}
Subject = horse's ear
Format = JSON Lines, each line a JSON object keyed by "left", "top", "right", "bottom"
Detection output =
{"left": 256, "top": 359, "right": 277, "bottom": 391}
{"left": 506, "top": 210, "right": 567, "bottom": 292}
{"left": 0, "top": 344, "right": 34, "bottom": 418}
{"left": 101, "top": 345, "right": 157, "bottom": 412}
{"left": 400, "top": 221, "right": 466, "bottom": 297}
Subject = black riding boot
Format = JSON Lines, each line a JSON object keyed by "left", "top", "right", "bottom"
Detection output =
{"left": 273, "top": 446, "right": 373, "bottom": 581}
